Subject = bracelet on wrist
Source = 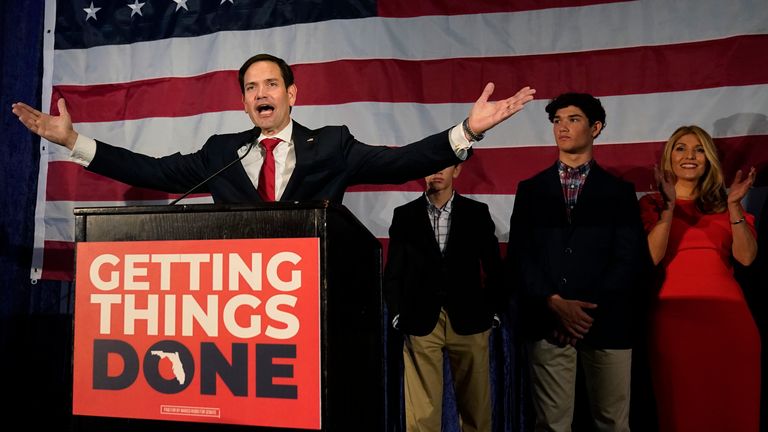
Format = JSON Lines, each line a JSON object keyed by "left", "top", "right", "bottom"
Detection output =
{"left": 462, "top": 117, "right": 485, "bottom": 142}
{"left": 731, "top": 216, "right": 746, "bottom": 225}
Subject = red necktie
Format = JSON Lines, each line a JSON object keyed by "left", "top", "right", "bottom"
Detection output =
{"left": 257, "top": 137, "right": 281, "bottom": 201}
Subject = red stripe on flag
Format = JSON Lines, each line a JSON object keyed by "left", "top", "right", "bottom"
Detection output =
{"left": 40, "top": 241, "right": 75, "bottom": 281}
{"left": 46, "top": 163, "right": 185, "bottom": 201}
{"left": 377, "top": 0, "right": 630, "bottom": 17}
{"left": 52, "top": 35, "right": 768, "bottom": 122}
{"left": 52, "top": 71, "right": 241, "bottom": 121}
{"left": 45, "top": 136, "right": 768, "bottom": 201}
{"left": 352, "top": 135, "right": 768, "bottom": 193}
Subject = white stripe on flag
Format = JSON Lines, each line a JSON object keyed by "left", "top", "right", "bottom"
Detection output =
{"left": 52, "top": 0, "right": 768, "bottom": 86}
{"left": 46, "top": 84, "right": 768, "bottom": 165}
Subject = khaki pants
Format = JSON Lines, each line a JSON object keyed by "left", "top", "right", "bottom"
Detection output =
{"left": 528, "top": 339, "right": 631, "bottom": 432}
{"left": 403, "top": 309, "right": 491, "bottom": 432}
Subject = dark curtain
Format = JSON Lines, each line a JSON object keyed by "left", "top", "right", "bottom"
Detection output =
{"left": 756, "top": 195, "right": 768, "bottom": 432}
{"left": 737, "top": 179, "right": 768, "bottom": 432}
{"left": 1, "top": 0, "right": 77, "bottom": 428}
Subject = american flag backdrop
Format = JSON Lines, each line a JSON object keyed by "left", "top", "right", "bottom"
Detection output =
{"left": 33, "top": 0, "right": 768, "bottom": 281}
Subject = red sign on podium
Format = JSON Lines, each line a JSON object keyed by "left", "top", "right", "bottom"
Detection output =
{"left": 73, "top": 238, "right": 321, "bottom": 429}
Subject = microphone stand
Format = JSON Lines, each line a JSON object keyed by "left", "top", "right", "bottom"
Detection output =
{"left": 169, "top": 140, "right": 256, "bottom": 205}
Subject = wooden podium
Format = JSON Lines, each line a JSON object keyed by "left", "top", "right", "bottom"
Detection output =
{"left": 72, "top": 201, "right": 387, "bottom": 431}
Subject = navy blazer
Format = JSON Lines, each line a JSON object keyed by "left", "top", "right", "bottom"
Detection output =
{"left": 508, "top": 162, "right": 648, "bottom": 349}
{"left": 384, "top": 193, "right": 503, "bottom": 336}
{"left": 86, "top": 121, "right": 466, "bottom": 204}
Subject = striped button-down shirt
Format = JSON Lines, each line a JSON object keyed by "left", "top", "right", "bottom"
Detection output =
{"left": 426, "top": 192, "right": 454, "bottom": 253}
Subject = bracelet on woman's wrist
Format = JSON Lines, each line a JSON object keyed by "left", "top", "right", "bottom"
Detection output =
{"left": 731, "top": 216, "right": 746, "bottom": 225}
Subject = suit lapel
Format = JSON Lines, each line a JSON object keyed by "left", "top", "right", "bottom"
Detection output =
{"left": 543, "top": 164, "right": 569, "bottom": 224}
{"left": 418, "top": 198, "right": 443, "bottom": 256}
{"left": 232, "top": 127, "right": 263, "bottom": 201}
{"left": 538, "top": 163, "right": 574, "bottom": 244}
{"left": 442, "top": 193, "right": 464, "bottom": 258}
{"left": 281, "top": 121, "right": 314, "bottom": 200}
{"left": 570, "top": 163, "right": 604, "bottom": 225}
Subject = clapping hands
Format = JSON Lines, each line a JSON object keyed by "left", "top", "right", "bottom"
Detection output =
{"left": 727, "top": 167, "right": 756, "bottom": 204}
{"left": 654, "top": 164, "right": 677, "bottom": 208}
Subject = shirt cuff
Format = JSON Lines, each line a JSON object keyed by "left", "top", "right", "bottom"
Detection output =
{"left": 70, "top": 134, "right": 97, "bottom": 167}
{"left": 449, "top": 123, "right": 472, "bottom": 161}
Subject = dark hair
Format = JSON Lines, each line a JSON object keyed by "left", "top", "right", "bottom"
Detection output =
{"left": 545, "top": 92, "right": 606, "bottom": 128}
{"left": 238, "top": 53, "right": 295, "bottom": 94}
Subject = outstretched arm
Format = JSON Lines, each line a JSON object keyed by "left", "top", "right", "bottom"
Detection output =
{"left": 12, "top": 98, "right": 79, "bottom": 149}
{"left": 465, "top": 84, "right": 536, "bottom": 138}
{"left": 13, "top": 97, "right": 214, "bottom": 195}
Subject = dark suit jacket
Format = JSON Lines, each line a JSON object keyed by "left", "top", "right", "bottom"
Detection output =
{"left": 508, "top": 162, "right": 648, "bottom": 349}
{"left": 383, "top": 193, "right": 502, "bottom": 336}
{"left": 86, "top": 121, "right": 467, "bottom": 204}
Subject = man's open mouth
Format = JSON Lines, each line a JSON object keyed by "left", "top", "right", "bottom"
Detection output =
{"left": 257, "top": 104, "right": 274, "bottom": 114}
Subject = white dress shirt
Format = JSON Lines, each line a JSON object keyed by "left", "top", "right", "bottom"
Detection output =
{"left": 239, "top": 121, "right": 296, "bottom": 201}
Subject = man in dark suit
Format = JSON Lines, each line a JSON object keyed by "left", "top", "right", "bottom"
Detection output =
{"left": 508, "top": 93, "right": 647, "bottom": 432}
{"left": 12, "top": 54, "right": 535, "bottom": 204}
{"left": 384, "top": 164, "right": 502, "bottom": 431}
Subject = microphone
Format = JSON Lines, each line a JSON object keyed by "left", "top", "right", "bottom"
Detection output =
{"left": 169, "top": 134, "right": 258, "bottom": 205}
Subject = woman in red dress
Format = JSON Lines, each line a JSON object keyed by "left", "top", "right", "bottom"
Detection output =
{"left": 639, "top": 125, "right": 760, "bottom": 432}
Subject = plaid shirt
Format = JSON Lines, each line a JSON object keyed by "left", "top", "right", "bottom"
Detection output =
{"left": 558, "top": 160, "right": 593, "bottom": 221}
{"left": 425, "top": 192, "right": 454, "bottom": 253}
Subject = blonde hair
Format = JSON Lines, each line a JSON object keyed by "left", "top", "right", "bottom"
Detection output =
{"left": 660, "top": 125, "right": 727, "bottom": 214}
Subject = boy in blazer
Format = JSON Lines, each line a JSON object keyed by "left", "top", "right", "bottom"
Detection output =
{"left": 384, "top": 164, "right": 502, "bottom": 432}
{"left": 508, "top": 93, "right": 647, "bottom": 432}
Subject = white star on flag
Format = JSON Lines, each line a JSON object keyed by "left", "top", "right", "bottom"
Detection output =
{"left": 128, "top": 1, "right": 145, "bottom": 17}
{"left": 83, "top": 2, "right": 101, "bottom": 21}
{"left": 173, "top": 0, "right": 188, "bottom": 12}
